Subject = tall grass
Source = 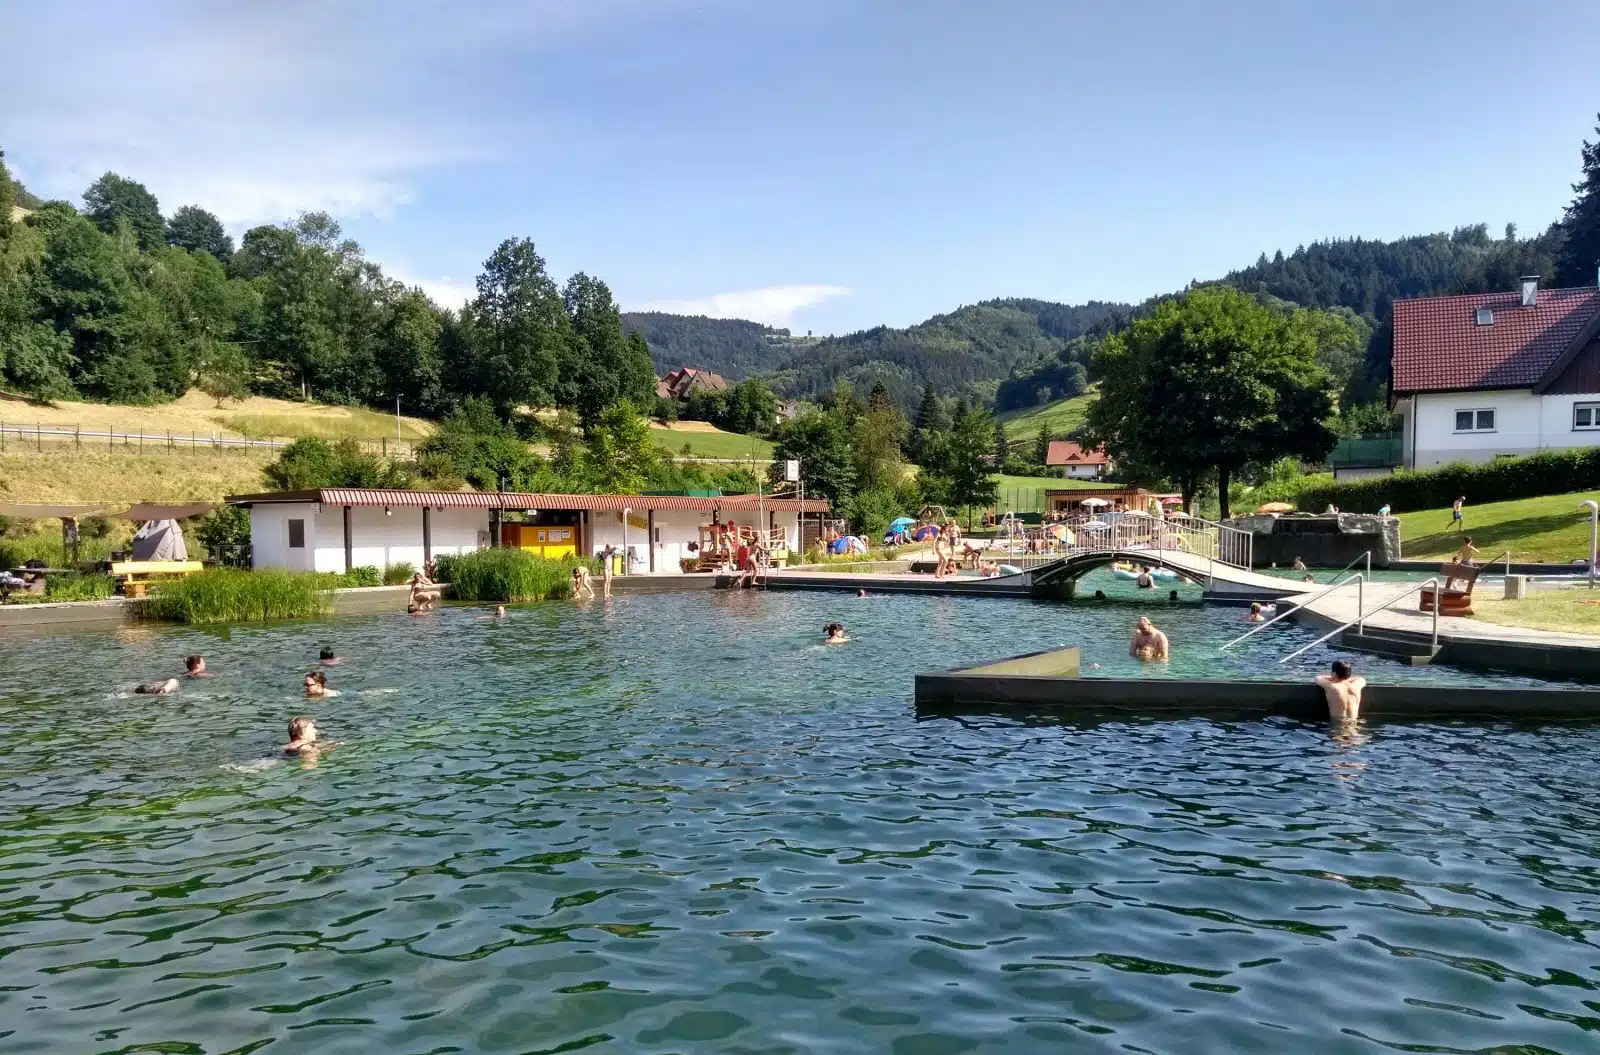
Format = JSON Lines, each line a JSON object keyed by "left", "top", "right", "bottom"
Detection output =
{"left": 221, "top": 409, "right": 433, "bottom": 442}
{"left": 139, "top": 569, "right": 334, "bottom": 624}
{"left": 435, "top": 549, "right": 596, "bottom": 602}
{"left": 383, "top": 561, "right": 415, "bottom": 585}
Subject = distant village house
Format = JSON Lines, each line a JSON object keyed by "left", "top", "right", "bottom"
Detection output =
{"left": 1045, "top": 440, "right": 1111, "bottom": 479}
{"left": 656, "top": 367, "right": 729, "bottom": 401}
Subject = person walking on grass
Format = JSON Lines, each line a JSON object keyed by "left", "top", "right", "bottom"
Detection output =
{"left": 1451, "top": 496, "right": 1465, "bottom": 532}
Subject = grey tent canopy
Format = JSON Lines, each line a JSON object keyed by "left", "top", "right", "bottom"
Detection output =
{"left": 130, "top": 520, "right": 189, "bottom": 562}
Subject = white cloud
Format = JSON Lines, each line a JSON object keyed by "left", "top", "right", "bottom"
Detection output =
{"left": 389, "top": 271, "right": 477, "bottom": 309}
{"left": 637, "top": 284, "right": 852, "bottom": 328}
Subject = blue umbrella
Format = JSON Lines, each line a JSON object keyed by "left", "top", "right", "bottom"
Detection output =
{"left": 889, "top": 516, "right": 916, "bottom": 530}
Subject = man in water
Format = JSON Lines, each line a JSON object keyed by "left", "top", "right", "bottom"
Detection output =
{"left": 135, "top": 678, "right": 180, "bottom": 695}
{"left": 494, "top": 605, "right": 506, "bottom": 618}
{"left": 304, "top": 671, "right": 340, "bottom": 698}
{"left": 319, "top": 647, "right": 341, "bottom": 665}
{"left": 823, "top": 622, "right": 849, "bottom": 644}
{"left": 1291, "top": 557, "right": 1308, "bottom": 573}
{"left": 1128, "top": 616, "right": 1170, "bottom": 662}
{"left": 185, "top": 655, "right": 211, "bottom": 677}
{"left": 599, "top": 545, "right": 616, "bottom": 598}
{"left": 1315, "top": 659, "right": 1366, "bottom": 721}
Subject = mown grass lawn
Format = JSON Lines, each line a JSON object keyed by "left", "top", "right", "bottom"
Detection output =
{"left": 1472, "top": 589, "right": 1600, "bottom": 635}
{"left": 648, "top": 425, "right": 774, "bottom": 461}
{"left": 1396, "top": 491, "right": 1600, "bottom": 563}
{"left": 992, "top": 473, "right": 1119, "bottom": 513}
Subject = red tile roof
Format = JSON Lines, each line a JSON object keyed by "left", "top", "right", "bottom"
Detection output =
{"left": 1392, "top": 285, "right": 1600, "bottom": 394}
{"left": 1045, "top": 440, "right": 1109, "bottom": 466}
{"left": 227, "top": 488, "right": 830, "bottom": 513}
{"left": 655, "top": 367, "right": 730, "bottom": 400}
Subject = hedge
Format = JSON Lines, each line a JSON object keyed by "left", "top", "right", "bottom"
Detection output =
{"left": 1296, "top": 448, "right": 1600, "bottom": 513}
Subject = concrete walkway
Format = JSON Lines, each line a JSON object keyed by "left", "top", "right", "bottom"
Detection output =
{"left": 1290, "top": 581, "right": 1600, "bottom": 651}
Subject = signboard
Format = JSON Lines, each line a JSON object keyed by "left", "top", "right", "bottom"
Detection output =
{"left": 784, "top": 460, "right": 800, "bottom": 483}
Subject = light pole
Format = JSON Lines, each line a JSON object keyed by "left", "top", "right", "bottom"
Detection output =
{"left": 1582, "top": 500, "right": 1598, "bottom": 589}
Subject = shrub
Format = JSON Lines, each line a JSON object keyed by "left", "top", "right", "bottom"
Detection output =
{"left": 382, "top": 561, "right": 415, "bottom": 586}
{"left": 195, "top": 506, "right": 252, "bottom": 567}
{"left": 47, "top": 572, "right": 117, "bottom": 601}
{"left": 434, "top": 548, "right": 596, "bottom": 602}
{"left": 138, "top": 569, "right": 334, "bottom": 624}
{"left": 344, "top": 565, "right": 382, "bottom": 587}
{"left": 1297, "top": 448, "right": 1600, "bottom": 514}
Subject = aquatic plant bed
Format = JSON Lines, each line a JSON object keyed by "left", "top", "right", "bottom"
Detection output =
{"left": 6, "top": 591, "right": 1599, "bottom": 1051}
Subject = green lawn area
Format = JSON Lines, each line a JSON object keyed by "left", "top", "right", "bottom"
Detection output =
{"left": 648, "top": 425, "right": 774, "bottom": 461}
{"left": 1396, "top": 491, "right": 1600, "bottom": 563}
{"left": 1472, "top": 590, "right": 1600, "bottom": 635}
{"left": 996, "top": 389, "right": 1097, "bottom": 439}
{"left": 992, "top": 473, "right": 1119, "bottom": 513}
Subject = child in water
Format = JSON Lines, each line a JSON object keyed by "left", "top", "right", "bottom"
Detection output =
{"left": 319, "top": 647, "right": 341, "bottom": 665}
{"left": 283, "top": 716, "right": 342, "bottom": 755}
{"left": 185, "top": 655, "right": 211, "bottom": 677}
{"left": 823, "top": 622, "right": 850, "bottom": 644}
{"left": 304, "top": 671, "right": 340, "bottom": 698}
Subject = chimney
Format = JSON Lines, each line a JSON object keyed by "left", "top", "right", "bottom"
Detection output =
{"left": 1521, "top": 274, "right": 1539, "bottom": 307}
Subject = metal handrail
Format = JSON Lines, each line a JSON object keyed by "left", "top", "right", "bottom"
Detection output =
{"left": 1220, "top": 574, "right": 1365, "bottom": 650}
{"left": 1278, "top": 577, "right": 1440, "bottom": 665}
{"left": 1317, "top": 549, "right": 1371, "bottom": 586}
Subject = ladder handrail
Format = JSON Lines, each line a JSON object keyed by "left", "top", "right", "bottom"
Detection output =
{"left": 1316, "top": 549, "right": 1371, "bottom": 586}
{"left": 1219, "top": 574, "right": 1365, "bottom": 651}
{"left": 1278, "top": 577, "right": 1440, "bottom": 665}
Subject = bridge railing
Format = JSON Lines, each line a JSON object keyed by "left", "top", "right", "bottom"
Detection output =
{"left": 1050, "top": 511, "right": 1250, "bottom": 570}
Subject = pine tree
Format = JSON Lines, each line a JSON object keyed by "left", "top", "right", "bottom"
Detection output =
{"left": 994, "top": 420, "right": 1010, "bottom": 463}
{"left": 867, "top": 381, "right": 893, "bottom": 414}
{"left": 1033, "top": 428, "right": 1052, "bottom": 467}
{"left": 1556, "top": 113, "right": 1600, "bottom": 289}
{"left": 951, "top": 398, "right": 968, "bottom": 425}
{"left": 914, "top": 384, "right": 940, "bottom": 431}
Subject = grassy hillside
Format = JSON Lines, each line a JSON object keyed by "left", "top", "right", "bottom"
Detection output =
{"left": 0, "top": 448, "right": 274, "bottom": 504}
{"left": 993, "top": 473, "right": 1118, "bottom": 513}
{"left": 0, "top": 389, "right": 435, "bottom": 443}
{"left": 649, "top": 422, "right": 775, "bottom": 461}
{"left": 1396, "top": 492, "right": 1600, "bottom": 563}
{"left": 996, "top": 389, "right": 1097, "bottom": 438}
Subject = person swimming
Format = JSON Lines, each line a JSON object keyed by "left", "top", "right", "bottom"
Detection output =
{"left": 135, "top": 678, "right": 180, "bottom": 695}
{"left": 319, "top": 647, "right": 341, "bottom": 665}
{"left": 856, "top": 589, "right": 867, "bottom": 598}
{"left": 303, "top": 671, "right": 340, "bottom": 698}
{"left": 1246, "top": 602, "right": 1265, "bottom": 623}
{"left": 1128, "top": 616, "right": 1170, "bottom": 662}
{"left": 494, "top": 605, "right": 506, "bottom": 618}
{"left": 283, "top": 715, "right": 342, "bottom": 755}
{"left": 1135, "top": 566, "right": 1156, "bottom": 589}
{"left": 184, "top": 655, "right": 211, "bottom": 677}
{"left": 1315, "top": 659, "right": 1366, "bottom": 721}
{"left": 823, "top": 622, "right": 850, "bottom": 644}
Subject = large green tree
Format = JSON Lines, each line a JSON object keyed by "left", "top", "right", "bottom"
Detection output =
{"left": 165, "top": 205, "right": 234, "bottom": 261}
{"left": 1085, "top": 286, "right": 1335, "bottom": 519}
{"left": 83, "top": 172, "right": 165, "bottom": 251}
{"left": 771, "top": 410, "right": 857, "bottom": 504}
{"left": 471, "top": 238, "right": 565, "bottom": 415}
{"left": 559, "top": 272, "right": 653, "bottom": 430}
{"left": 1556, "top": 113, "right": 1600, "bottom": 289}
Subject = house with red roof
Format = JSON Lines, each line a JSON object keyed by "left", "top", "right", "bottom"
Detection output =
{"left": 655, "top": 367, "right": 729, "bottom": 401}
{"left": 1390, "top": 275, "right": 1600, "bottom": 470}
{"left": 1045, "top": 440, "right": 1111, "bottom": 479}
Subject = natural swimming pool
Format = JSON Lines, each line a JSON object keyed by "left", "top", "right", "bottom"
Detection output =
{"left": 4, "top": 590, "right": 1600, "bottom": 1053}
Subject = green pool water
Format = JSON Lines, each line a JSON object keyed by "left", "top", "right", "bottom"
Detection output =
{"left": 4, "top": 592, "right": 1599, "bottom": 1053}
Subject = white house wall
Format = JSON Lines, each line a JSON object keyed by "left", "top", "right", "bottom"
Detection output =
{"left": 249, "top": 502, "right": 317, "bottom": 572}
{"left": 1411, "top": 389, "right": 1600, "bottom": 469}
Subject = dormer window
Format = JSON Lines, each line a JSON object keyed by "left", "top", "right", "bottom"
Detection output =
{"left": 1475, "top": 307, "right": 1494, "bottom": 326}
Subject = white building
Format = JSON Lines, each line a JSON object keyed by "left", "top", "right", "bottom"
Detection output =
{"left": 1391, "top": 277, "right": 1600, "bottom": 470}
{"left": 1045, "top": 440, "right": 1111, "bottom": 479}
{"left": 226, "top": 488, "right": 829, "bottom": 574}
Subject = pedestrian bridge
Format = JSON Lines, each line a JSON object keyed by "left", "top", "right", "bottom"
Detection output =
{"left": 1024, "top": 547, "right": 1305, "bottom": 600}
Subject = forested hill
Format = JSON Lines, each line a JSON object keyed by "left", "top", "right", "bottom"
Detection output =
{"left": 762, "top": 298, "right": 1128, "bottom": 410}
{"left": 1222, "top": 223, "right": 1565, "bottom": 319}
{"left": 619, "top": 312, "right": 803, "bottom": 379}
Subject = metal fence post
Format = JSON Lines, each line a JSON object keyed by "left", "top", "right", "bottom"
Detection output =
{"left": 75, "top": 424, "right": 81, "bottom": 449}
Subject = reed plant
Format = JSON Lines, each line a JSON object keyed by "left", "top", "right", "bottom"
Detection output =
{"left": 382, "top": 561, "right": 415, "bottom": 585}
{"left": 435, "top": 549, "right": 596, "bottom": 602}
{"left": 139, "top": 569, "right": 334, "bottom": 624}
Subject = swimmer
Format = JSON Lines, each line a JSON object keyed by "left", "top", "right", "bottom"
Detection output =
{"left": 319, "top": 647, "right": 341, "bottom": 665}
{"left": 1168, "top": 589, "right": 1179, "bottom": 603}
{"left": 823, "top": 622, "right": 850, "bottom": 644}
{"left": 135, "top": 678, "right": 180, "bottom": 695}
{"left": 303, "top": 671, "right": 340, "bottom": 698}
{"left": 1292, "top": 557, "right": 1308, "bottom": 573}
{"left": 184, "top": 655, "right": 211, "bottom": 677}
{"left": 283, "top": 715, "right": 343, "bottom": 755}
{"left": 857, "top": 589, "right": 867, "bottom": 598}
{"left": 1246, "top": 602, "right": 1266, "bottom": 623}
{"left": 1093, "top": 589, "right": 1108, "bottom": 601}
{"left": 1315, "top": 659, "right": 1366, "bottom": 722}
{"left": 1135, "top": 566, "right": 1155, "bottom": 589}
{"left": 1128, "top": 616, "right": 1170, "bottom": 662}
{"left": 1301, "top": 574, "right": 1315, "bottom": 583}
{"left": 495, "top": 605, "right": 506, "bottom": 618}
{"left": 407, "top": 602, "right": 434, "bottom": 616}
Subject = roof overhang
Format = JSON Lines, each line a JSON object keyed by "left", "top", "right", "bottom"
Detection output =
{"left": 225, "top": 488, "right": 831, "bottom": 514}
{"left": 1532, "top": 307, "right": 1600, "bottom": 395}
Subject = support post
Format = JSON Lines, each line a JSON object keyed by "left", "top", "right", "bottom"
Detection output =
{"left": 1583, "top": 501, "right": 1599, "bottom": 589}
{"left": 423, "top": 506, "right": 433, "bottom": 566}
{"left": 647, "top": 510, "right": 655, "bottom": 573}
{"left": 343, "top": 505, "right": 353, "bottom": 573}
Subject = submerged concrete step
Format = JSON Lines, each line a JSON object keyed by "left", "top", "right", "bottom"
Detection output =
{"left": 1340, "top": 628, "right": 1441, "bottom": 665}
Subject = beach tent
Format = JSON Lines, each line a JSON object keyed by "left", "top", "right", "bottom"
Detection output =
{"left": 130, "top": 520, "right": 189, "bottom": 562}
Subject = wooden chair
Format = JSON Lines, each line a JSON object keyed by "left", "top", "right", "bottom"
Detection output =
{"left": 110, "top": 560, "right": 204, "bottom": 598}
{"left": 1419, "top": 561, "right": 1481, "bottom": 616}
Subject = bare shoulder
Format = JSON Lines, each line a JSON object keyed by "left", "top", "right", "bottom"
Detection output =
{"left": 1350, "top": 677, "right": 1367, "bottom": 690}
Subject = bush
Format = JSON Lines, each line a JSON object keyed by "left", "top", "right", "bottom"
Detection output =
{"left": 842, "top": 487, "right": 903, "bottom": 538}
{"left": 344, "top": 565, "right": 382, "bottom": 587}
{"left": 1297, "top": 448, "right": 1600, "bottom": 514}
{"left": 195, "top": 506, "right": 252, "bottom": 567}
{"left": 434, "top": 548, "right": 596, "bottom": 602}
{"left": 46, "top": 572, "right": 117, "bottom": 601}
{"left": 138, "top": 569, "right": 334, "bottom": 624}
{"left": 383, "top": 561, "right": 415, "bottom": 586}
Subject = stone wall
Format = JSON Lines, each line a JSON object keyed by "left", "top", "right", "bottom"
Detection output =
{"left": 1222, "top": 513, "right": 1401, "bottom": 568}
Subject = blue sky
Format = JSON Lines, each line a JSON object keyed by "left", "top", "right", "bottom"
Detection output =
{"left": 3, "top": 1, "right": 1598, "bottom": 334}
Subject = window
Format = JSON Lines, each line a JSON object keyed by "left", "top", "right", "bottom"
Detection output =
{"left": 1576, "top": 404, "right": 1600, "bottom": 430}
{"left": 288, "top": 519, "right": 306, "bottom": 548}
{"left": 1454, "top": 409, "right": 1495, "bottom": 432}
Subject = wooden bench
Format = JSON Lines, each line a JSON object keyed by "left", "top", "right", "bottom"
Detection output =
{"left": 110, "top": 560, "right": 204, "bottom": 598}
{"left": 1419, "top": 561, "right": 1481, "bottom": 616}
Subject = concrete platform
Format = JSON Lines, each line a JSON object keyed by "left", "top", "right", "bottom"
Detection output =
{"left": 759, "top": 568, "right": 1031, "bottom": 597}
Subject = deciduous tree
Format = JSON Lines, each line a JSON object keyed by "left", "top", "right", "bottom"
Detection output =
{"left": 83, "top": 172, "right": 165, "bottom": 251}
{"left": 166, "top": 205, "right": 235, "bottom": 261}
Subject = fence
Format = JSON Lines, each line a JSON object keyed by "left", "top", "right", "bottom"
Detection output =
{"left": 1329, "top": 432, "right": 1403, "bottom": 470}
{"left": 0, "top": 423, "right": 421, "bottom": 457}
{"left": 998, "top": 511, "right": 1252, "bottom": 571}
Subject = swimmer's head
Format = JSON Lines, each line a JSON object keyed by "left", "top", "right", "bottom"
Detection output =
{"left": 287, "top": 715, "right": 319, "bottom": 745}
{"left": 1136, "top": 616, "right": 1153, "bottom": 632}
{"left": 304, "top": 671, "right": 326, "bottom": 693}
{"left": 185, "top": 655, "right": 204, "bottom": 673}
{"left": 1135, "top": 645, "right": 1156, "bottom": 660}
{"left": 319, "top": 647, "right": 337, "bottom": 661}
{"left": 1250, "top": 602, "right": 1261, "bottom": 614}
{"left": 495, "top": 605, "right": 506, "bottom": 617}
{"left": 1330, "top": 659, "right": 1352, "bottom": 681}
{"left": 407, "top": 603, "right": 420, "bottom": 614}
{"left": 856, "top": 589, "right": 867, "bottom": 598}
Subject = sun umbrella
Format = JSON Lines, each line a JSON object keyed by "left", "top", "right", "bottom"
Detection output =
{"left": 1080, "top": 497, "right": 1111, "bottom": 508}
{"left": 889, "top": 516, "right": 916, "bottom": 530}
{"left": 1255, "top": 502, "right": 1295, "bottom": 514}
